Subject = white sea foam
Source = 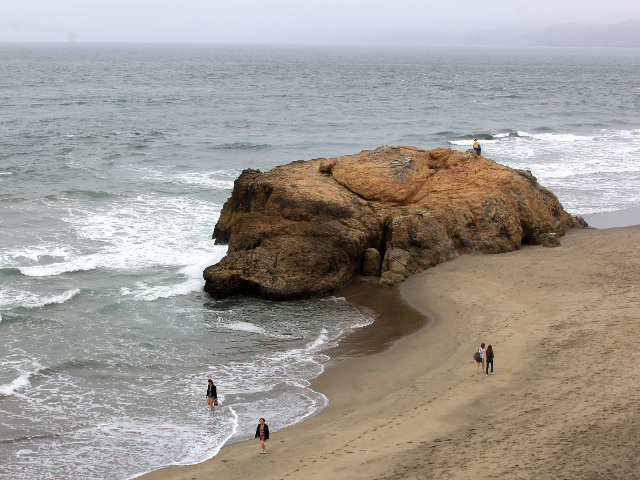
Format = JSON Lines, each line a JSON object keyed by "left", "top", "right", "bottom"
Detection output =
{"left": 135, "top": 166, "right": 240, "bottom": 190}
{"left": 0, "top": 360, "right": 43, "bottom": 397}
{"left": 516, "top": 131, "right": 595, "bottom": 142}
{"left": 19, "top": 256, "right": 98, "bottom": 277}
{"left": 174, "top": 406, "right": 239, "bottom": 467}
{"left": 323, "top": 297, "right": 378, "bottom": 329}
{"left": 1, "top": 244, "right": 74, "bottom": 268}
{"left": 323, "top": 295, "right": 347, "bottom": 303}
{"left": 306, "top": 328, "right": 329, "bottom": 350}
{"left": 0, "top": 288, "right": 80, "bottom": 310}
{"left": 207, "top": 319, "right": 366, "bottom": 399}
{"left": 13, "top": 195, "right": 223, "bottom": 280}
{"left": 130, "top": 248, "right": 227, "bottom": 301}
{"left": 225, "top": 322, "right": 266, "bottom": 334}
{"left": 131, "top": 277, "right": 205, "bottom": 301}
{"left": 15, "top": 449, "right": 35, "bottom": 456}
{"left": 177, "top": 251, "right": 227, "bottom": 279}
{"left": 0, "top": 371, "right": 32, "bottom": 396}
{"left": 174, "top": 172, "right": 235, "bottom": 189}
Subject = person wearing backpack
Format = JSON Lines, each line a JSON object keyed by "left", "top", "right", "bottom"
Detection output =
{"left": 485, "top": 345, "right": 494, "bottom": 376}
{"left": 473, "top": 139, "right": 481, "bottom": 156}
{"left": 474, "top": 343, "right": 485, "bottom": 374}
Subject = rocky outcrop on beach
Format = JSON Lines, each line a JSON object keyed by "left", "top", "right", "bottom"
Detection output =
{"left": 203, "top": 146, "right": 586, "bottom": 300}
{"left": 542, "top": 232, "right": 562, "bottom": 248}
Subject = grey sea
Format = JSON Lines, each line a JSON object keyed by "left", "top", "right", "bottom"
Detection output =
{"left": 1, "top": 44, "right": 639, "bottom": 480}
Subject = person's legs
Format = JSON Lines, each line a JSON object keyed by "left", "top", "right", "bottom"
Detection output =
{"left": 490, "top": 358, "right": 494, "bottom": 373}
{"left": 261, "top": 439, "right": 266, "bottom": 453}
{"left": 476, "top": 360, "right": 480, "bottom": 374}
{"left": 207, "top": 398, "right": 213, "bottom": 411}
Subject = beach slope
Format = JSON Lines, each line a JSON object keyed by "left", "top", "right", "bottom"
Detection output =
{"left": 141, "top": 225, "right": 640, "bottom": 480}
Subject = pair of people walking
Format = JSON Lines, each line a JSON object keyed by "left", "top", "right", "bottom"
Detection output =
{"left": 474, "top": 343, "right": 495, "bottom": 376}
{"left": 205, "top": 379, "right": 270, "bottom": 455}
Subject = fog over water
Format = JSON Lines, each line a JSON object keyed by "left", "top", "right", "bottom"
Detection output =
{"left": 2, "top": 0, "right": 640, "bottom": 44}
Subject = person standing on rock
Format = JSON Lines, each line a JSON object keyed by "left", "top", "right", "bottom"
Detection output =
{"left": 485, "top": 345, "right": 494, "bottom": 376}
{"left": 255, "top": 418, "right": 269, "bottom": 454}
{"left": 473, "top": 139, "right": 481, "bottom": 156}
{"left": 206, "top": 379, "right": 218, "bottom": 411}
{"left": 475, "top": 343, "right": 486, "bottom": 374}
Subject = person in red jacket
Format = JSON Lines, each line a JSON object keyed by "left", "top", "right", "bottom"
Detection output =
{"left": 255, "top": 418, "right": 269, "bottom": 454}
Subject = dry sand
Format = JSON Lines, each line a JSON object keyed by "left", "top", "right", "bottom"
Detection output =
{"left": 138, "top": 225, "right": 640, "bottom": 480}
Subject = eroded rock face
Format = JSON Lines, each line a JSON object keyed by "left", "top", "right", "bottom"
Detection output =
{"left": 362, "top": 248, "right": 382, "bottom": 276}
{"left": 204, "top": 146, "right": 585, "bottom": 299}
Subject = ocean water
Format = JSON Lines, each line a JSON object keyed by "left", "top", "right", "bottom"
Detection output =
{"left": 1, "top": 44, "right": 639, "bottom": 480}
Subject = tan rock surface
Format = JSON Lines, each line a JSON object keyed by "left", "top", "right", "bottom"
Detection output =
{"left": 204, "top": 146, "right": 584, "bottom": 299}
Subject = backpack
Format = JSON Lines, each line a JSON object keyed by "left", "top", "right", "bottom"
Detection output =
{"left": 473, "top": 349, "right": 481, "bottom": 361}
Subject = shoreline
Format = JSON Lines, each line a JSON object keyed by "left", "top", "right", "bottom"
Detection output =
{"left": 134, "top": 277, "right": 433, "bottom": 480}
{"left": 581, "top": 204, "right": 640, "bottom": 229}
{"left": 319, "top": 279, "right": 431, "bottom": 365}
{"left": 137, "top": 277, "right": 453, "bottom": 480}
{"left": 138, "top": 219, "right": 640, "bottom": 480}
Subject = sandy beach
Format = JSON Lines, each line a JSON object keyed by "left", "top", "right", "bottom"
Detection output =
{"left": 138, "top": 223, "right": 640, "bottom": 480}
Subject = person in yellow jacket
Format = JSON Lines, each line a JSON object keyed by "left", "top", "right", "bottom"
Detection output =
{"left": 473, "top": 139, "right": 481, "bottom": 156}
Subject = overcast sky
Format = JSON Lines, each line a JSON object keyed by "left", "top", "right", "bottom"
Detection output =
{"left": 2, "top": 0, "right": 639, "bottom": 44}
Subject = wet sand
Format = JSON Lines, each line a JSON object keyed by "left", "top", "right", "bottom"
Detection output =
{"left": 138, "top": 223, "right": 640, "bottom": 480}
{"left": 319, "top": 280, "right": 430, "bottom": 364}
{"left": 582, "top": 204, "right": 640, "bottom": 229}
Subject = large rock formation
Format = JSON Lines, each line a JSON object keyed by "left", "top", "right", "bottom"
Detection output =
{"left": 204, "top": 146, "right": 585, "bottom": 300}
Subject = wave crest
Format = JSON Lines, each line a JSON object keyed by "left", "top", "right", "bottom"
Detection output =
{"left": 0, "top": 371, "right": 34, "bottom": 397}
{"left": 0, "top": 288, "right": 80, "bottom": 310}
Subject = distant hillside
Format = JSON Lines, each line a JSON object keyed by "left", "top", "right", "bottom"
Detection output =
{"left": 517, "top": 19, "right": 640, "bottom": 47}
{"left": 355, "top": 19, "right": 640, "bottom": 47}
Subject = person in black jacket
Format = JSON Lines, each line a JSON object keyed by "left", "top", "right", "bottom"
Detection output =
{"left": 255, "top": 418, "right": 269, "bottom": 454}
{"left": 485, "top": 345, "right": 495, "bottom": 376}
{"left": 206, "top": 379, "right": 217, "bottom": 411}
